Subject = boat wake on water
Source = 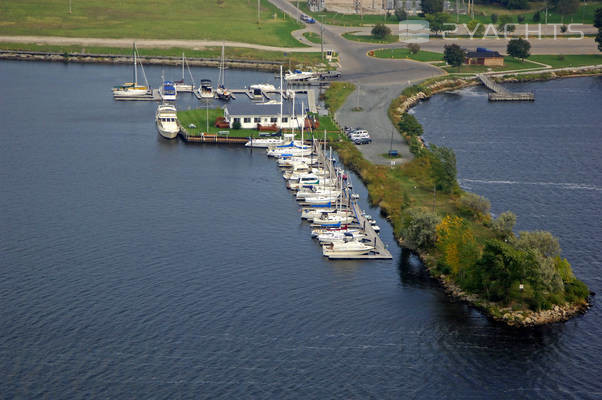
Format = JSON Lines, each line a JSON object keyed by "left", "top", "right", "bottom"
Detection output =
{"left": 460, "top": 178, "right": 602, "bottom": 191}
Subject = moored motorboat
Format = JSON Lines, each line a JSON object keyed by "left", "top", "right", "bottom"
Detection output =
{"left": 155, "top": 103, "right": 180, "bottom": 139}
{"left": 322, "top": 240, "right": 374, "bottom": 257}
{"left": 161, "top": 80, "right": 176, "bottom": 101}
{"left": 198, "top": 79, "right": 214, "bottom": 99}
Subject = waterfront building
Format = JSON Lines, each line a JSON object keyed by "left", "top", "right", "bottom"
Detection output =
{"left": 224, "top": 100, "right": 305, "bottom": 130}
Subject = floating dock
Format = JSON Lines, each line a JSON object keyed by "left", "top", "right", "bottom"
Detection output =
{"left": 312, "top": 141, "right": 392, "bottom": 260}
{"left": 478, "top": 74, "right": 534, "bottom": 101}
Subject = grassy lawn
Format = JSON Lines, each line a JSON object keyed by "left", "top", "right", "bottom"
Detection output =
{"left": 443, "top": 57, "right": 544, "bottom": 73}
{"left": 0, "top": 42, "right": 327, "bottom": 66}
{"left": 0, "top": 0, "right": 306, "bottom": 47}
{"left": 341, "top": 32, "right": 399, "bottom": 44}
{"left": 322, "top": 82, "right": 356, "bottom": 113}
{"left": 456, "top": 2, "right": 601, "bottom": 24}
{"left": 298, "top": 3, "right": 397, "bottom": 26}
{"left": 371, "top": 47, "right": 443, "bottom": 62}
{"left": 302, "top": 32, "right": 322, "bottom": 44}
{"left": 529, "top": 54, "right": 602, "bottom": 68}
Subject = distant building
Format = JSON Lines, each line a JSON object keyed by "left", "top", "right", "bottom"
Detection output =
{"left": 224, "top": 100, "right": 304, "bottom": 130}
{"left": 466, "top": 48, "right": 504, "bottom": 66}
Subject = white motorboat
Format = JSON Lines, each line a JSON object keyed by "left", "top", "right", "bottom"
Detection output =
{"left": 155, "top": 104, "right": 180, "bottom": 139}
{"left": 317, "top": 231, "right": 366, "bottom": 244}
{"left": 246, "top": 133, "right": 299, "bottom": 149}
{"left": 197, "top": 79, "right": 214, "bottom": 99}
{"left": 160, "top": 80, "right": 177, "bottom": 101}
{"left": 112, "top": 43, "right": 151, "bottom": 98}
{"left": 322, "top": 240, "right": 374, "bottom": 257}
{"left": 285, "top": 69, "right": 316, "bottom": 82}
{"left": 312, "top": 213, "right": 354, "bottom": 226}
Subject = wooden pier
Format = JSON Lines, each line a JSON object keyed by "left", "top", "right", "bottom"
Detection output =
{"left": 178, "top": 127, "right": 248, "bottom": 144}
{"left": 312, "top": 140, "right": 392, "bottom": 260}
{"left": 478, "top": 74, "right": 535, "bottom": 101}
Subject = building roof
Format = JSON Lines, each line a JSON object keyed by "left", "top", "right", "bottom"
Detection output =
{"left": 225, "top": 100, "right": 303, "bottom": 117}
{"left": 467, "top": 49, "right": 503, "bottom": 58}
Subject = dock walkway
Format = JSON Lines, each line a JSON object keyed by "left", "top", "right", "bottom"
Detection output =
{"left": 313, "top": 141, "right": 392, "bottom": 260}
{"left": 477, "top": 74, "right": 535, "bottom": 101}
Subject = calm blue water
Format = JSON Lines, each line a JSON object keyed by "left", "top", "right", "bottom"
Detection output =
{"left": 1, "top": 61, "right": 600, "bottom": 399}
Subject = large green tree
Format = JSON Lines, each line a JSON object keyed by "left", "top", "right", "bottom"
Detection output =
{"left": 507, "top": 37, "right": 531, "bottom": 60}
{"left": 428, "top": 144, "right": 457, "bottom": 193}
{"left": 596, "top": 29, "right": 602, "bottom": 52}
{"left": 421, "top": 0, "right": 444, "bottom": 14}
{"left": 443, "top": 43, "right": 466, "bottom": 67}
{"left": 426, "top": 12, "right": 454, "bottom": 37}
{"left": 371, "top": 23, "right": 391, "bottom": 39}
{"left": 554, "top": 0, "right": 580, "bottom": 22}
{"left": 595, "top": 7, "right": 602, "bottom": 28}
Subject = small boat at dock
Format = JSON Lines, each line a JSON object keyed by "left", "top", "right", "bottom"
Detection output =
{"left": 174, "top": 53, "right": 195, "bottom": 93}
{"left": 112, "top": 43, "right": 151, "bottom": 99}
{"left": 322, "top": 239, "right": 374, "bottom": 257}
{"left": 160, "top": 80, "right": 176, "bottom": 101}
{"left": 198, "top": 79, "right": 214, "bottom": 99}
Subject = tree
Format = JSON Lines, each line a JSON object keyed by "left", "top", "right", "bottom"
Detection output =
{"left": 498, "top": 15, "right": 515, "bottom": 33}
{"left": 426, "top": 12, "right": 453, "bottom": 37}
{"left": 507, "top": 37, "right": 531, "bottom": 60}
{"left": 532, "top": 10, "right": 541, "bottom": 22}
{"left": 490, "top": 13, "right": 499, "bottom": 24}
{"left": 401, "top": 208, "right": 441, "bottom": 251}
{"left": 408, "top": 43, "right": 421, "bottom": 54}
{"left": 596, "top": 29, "right": 602, "bottom": 52}
{"left": 595, "top": 7, "right": 602, "bottom": 29}
{"left": 232, "top": 119, "right": 241, "bottom": 129}
{"left": 421, "top": 0, "right": 443, "bottom": 14}
{"left": 443, "top": 43, "right": 466, "bottom": 67}
{"left": 428, "top": 144, "right": 457, "bottom": 193}
{"left": 555, "top": 0, "right": 580, "bottom": 22}
{"left": 459, "top": 192, "right": 491, "bottom": 218}
{"left": 492, "top": 211, "right": 516, "bottom": 238}
{"left": 395, "top": 7, "right": 407, "bottom": 22}
{"left": 398, "top": 113, "right": 423, "bottom": 136}
{"left": 371, "top": 23, "right": 391, "bottom": 39}
{"left": 466, "top": 19, "right": 485, "bottom": 37}
{"left": 436, "top": 215, "right": 481, "bottom": 278}
{"left": 505, "top": 0, "right": 528, "bottom": 9}
{"left": 515, "top": 230, "right": 561, "bottom": 258}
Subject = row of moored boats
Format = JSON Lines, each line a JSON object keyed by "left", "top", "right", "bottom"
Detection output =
{"left": 264, "top": 133, "right": 382, "bottom": 258}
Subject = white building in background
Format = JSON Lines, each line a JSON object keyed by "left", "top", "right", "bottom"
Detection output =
{"left": 224, "top": 100, "right": 305, "bottom": 130}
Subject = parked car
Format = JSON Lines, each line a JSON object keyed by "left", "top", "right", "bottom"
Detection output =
{"left": 300, "top": 14, "right": 316, "bottom": 23}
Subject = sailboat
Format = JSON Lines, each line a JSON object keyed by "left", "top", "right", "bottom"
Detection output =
{"left": 112, "top": 43, "right": 151, "bottom": 98}
{"left": 215, "top": 46, "right": 233, "bottom": 101}
{"left": 174, "top": 53, "right": 195, "bottom": 93}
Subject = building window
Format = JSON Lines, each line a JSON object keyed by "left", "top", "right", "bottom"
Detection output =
{"left": 270, "top": 117, "right": 278, "bottom": 123}
{"left": 244, "top": 117, "right": 251, "bottom": 123}
{"left": 254, "top": 117, "right": 261, "bottom": 123}
{"left": 282, "top": 117, "right": 288, "bottom": 123}
{"left": 233, "top": 118, "right": 240, "bottom": 124}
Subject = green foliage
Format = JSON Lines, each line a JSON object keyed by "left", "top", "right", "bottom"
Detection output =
{"left": 443, "top": 44, "right": 466, "bottom": 67}
{"left": 517, "top": 14, "right": 525, "bottom": 23}
{"left": 504, "top": 0, "right": 529, "bottom": 10}
{"left": 232, "top": 120, "right": 241, "bottom": 130}
{"left": 421, "top": 0, "right": 444, "bottom": 14}
{"left": 565, "top": 280, "right": 590, "bottom": 303}
{"left": 497, "top": 15, "right": 514, "bottom": 32}
{"left": 427, "top": 144, "right": 457, "bottom": 193}
{"left": 408, "top": 43, "right": 421, "bottom": 55}
{"left": 515, "top": 230, "right": 561, "bottom": 258}
{"left": 491, "top": 13, "right": 499, "bottom": 23}
{"left": 426, "top": 12, "right": 453, "bottom": 36}
{"left": 555, "top": 0, "right": 580, "bottom": 17}
{"left": 371, "top": 23, "right": 392, "bottom": 39}
{"left": 507, "top": 37, "right": 531, "bottom": 60}
{"left": 466, "top": 19, "right": 485, "bottom": 36}
{"left": 398, "top": 113, "right": 424, "bottom": 137}
{"left": 595, "top": 7, "right": 602, "bottom": 28}
{"left": 532, "top": 10, "right": 541, "bottom": 22}
{"left": 395, "top": 8, "right": 408, "bottom": 21}
{"left": 492, "top": 211, "right": 516, "bottom": 239}
{"left": 436, "top": 216, "right": 481, "bottom": 278}
{"left": 596, "top": 29, "right": 602, "bottom": 52}
{"left": 459, "top": 192, "right": 491, "bottom": 219}
{"left": 401, "top": 208, "right": 441, "bottom": 251}
{"left": 323, "top": 82, "right": 356, "bottom": 114}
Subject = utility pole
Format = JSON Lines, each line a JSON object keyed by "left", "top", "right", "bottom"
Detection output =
{"left": 356, "top": 83, "right": 360, "bottom": 110}
{"left": 320, "top": 15, "right": 324, "bottom": 61}
{"left": 206, "top": 99, "right": 209, "bottom": 134}
{"left": 257, "top": 0, "right": 261, "bottom": 24}
{"left": 69, "top": 0, "right": 72, "bottom": 14}
{"left": 433, "top": 184, "right": 436, "bottom": 212}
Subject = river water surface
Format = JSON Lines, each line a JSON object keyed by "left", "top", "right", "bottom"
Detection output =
{"left": 1, "top": 62, "right": 600, "bottom": 398}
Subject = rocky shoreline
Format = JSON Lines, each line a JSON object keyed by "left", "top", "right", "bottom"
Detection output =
{"left": 0, "top": 49, "right": 283, "bottom": 71}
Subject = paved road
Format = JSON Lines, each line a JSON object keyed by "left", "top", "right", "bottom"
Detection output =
{"left": 269, "top": 0, "right": 444, "bottom": 165}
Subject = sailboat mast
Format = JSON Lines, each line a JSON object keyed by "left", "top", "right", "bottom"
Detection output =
{"left": 182, "top": 52, "right": 185, "bottom": 81}
{"left": 133, "top": 43, "right": 137, "bottom": 85}
{"left": 279, "top": 65, "right": 283, "bottom": 131}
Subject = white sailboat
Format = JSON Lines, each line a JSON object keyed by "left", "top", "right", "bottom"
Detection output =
{"left": 155, "top": 104, "right": 180, "bottom": 139}
{"left": 322, "top": 240, "right": 374, "bottom": 257}
{"left": 215, "top": 46, "right": 233, "bottom": 101}
{"left": 174, "top": 53, "right": 195, "bottom": 92}
{"left": 112, "top": 43, "right": 151, "bottom": 98}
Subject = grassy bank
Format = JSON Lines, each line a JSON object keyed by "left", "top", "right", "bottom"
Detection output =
{"left": 330, "top": 77, "right": 590, "bottom": 325}
{"left": 322, "top": 82, "right": 356, "bottom": 114}
{"left": 371, "top": 48, "right": 444, "bottom": 62}
{"left": 0, "top": 42, "right": 327, "bottom": 67}
{"left": 0, "top": 0, "right": 306, "bottom": 48}
{"left": 302, "top": 32, "right": 322, "bottom": 44}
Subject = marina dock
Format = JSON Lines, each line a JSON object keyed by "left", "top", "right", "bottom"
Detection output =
{"left": 478, "top": 74, "right": 535, "bottom": 101}
{"left": 311, "top": 141, "right": 392, "bottom": 260}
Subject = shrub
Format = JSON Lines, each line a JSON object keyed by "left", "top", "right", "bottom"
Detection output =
{"left": 560, "top": 24, "right": 568, "bottom": 33}
{"left": 408, "top": 43, "right": 420, "bottom": 54}
{"left": 401, "top": 208, "right": 441, "bottom": 251}
{"left": 427, "top": 144, "right": 457, "bottom": 193}
{"left": 232, "top": 120, "right": 241, "bottom": 129}
{"left": 492, "top": 211, "right": 516, "bottom": 238}
{"left": 395, "top": 8, "right": 407, "bottom": 22}
{"left": 372, "top": 23, "right": 392, "bottom": 39}
{"left": 532, "top": 10, "right": 541, "bottom": 22}
{"left": 515, "top": 230, "right": 561, "bottom": 258}
{"left": 398, "top": 113, "right": 423, "bottom": 136}
{"left": 459, "top": 192, "right": 491, "bottom": 218}
{"left": 490, "top": 13, "right": 499, "bottom": 24}
{"left": 517, "top": 15, "right": 525, "bottom": 23}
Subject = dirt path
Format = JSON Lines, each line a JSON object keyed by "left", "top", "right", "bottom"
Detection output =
{"left": 0, "top": 35, "right": 320, "bottom": 52}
